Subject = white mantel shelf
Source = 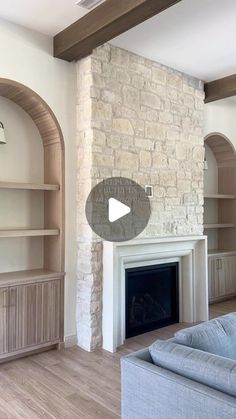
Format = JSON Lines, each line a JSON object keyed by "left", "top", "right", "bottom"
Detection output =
{"left": 105, "top": 235, "right": 207, "bottom": 247}
{"left": 103, "top": 235, "right": 208, "bottom": 353}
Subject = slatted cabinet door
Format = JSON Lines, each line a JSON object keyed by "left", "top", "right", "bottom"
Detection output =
{"left": 208, "top": 257, "right": 218, "bottom": 302}
{"left": 42, "top": 279, "right": 61, "bottom": 343}
{"left": 218, "top": 256, "right": 236, "bottom": 297}
{"left": 8, "top": 279, "right": 61, "bottom": 353}
{"left": 0, "top": 287, "right": 8, "bottom": 355}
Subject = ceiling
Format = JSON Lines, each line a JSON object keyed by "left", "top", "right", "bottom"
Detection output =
{"left": 1, "top": 0, "right": 236, "bottom": 81}
{"left": 0, "top": 0, "right": 88, "bottom": 36}
{"left": 112, "top": 0, "right": 236, "bottom": 82}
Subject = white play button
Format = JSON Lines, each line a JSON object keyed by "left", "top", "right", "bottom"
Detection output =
{"left": 86, "top": 177, "right": 151, "bottom": 242}
{"left": 108, "top": 198, "right": 131, "bottom": 223}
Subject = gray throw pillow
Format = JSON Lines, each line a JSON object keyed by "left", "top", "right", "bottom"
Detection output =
{"left": 175, "top": 313, "right": 236, "bottom": 360}
{"left": 149, "top": 339, "right": 236, "bottom": 397}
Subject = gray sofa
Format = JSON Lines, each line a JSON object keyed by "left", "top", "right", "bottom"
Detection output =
{"left": 121, "top": 313, "right": 236, "bottom": 419}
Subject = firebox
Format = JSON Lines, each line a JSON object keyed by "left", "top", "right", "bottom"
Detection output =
{"left": 125, "top": 262, "right": 179, "bottom": 338}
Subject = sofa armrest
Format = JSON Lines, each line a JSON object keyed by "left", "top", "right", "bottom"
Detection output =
{"left": 121, "top": 354, "right": 236, "bottom": 419}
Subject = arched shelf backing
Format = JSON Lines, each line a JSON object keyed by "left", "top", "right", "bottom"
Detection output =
{"left": 0, "top": 78, "right": 65, "bottom": 272}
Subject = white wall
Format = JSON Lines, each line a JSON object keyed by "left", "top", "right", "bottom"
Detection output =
{"left": 0, "top": 18, "right": 77, "bottom": 340}
{"left": 204, "top": 97, "right": 236, "bottom": 146}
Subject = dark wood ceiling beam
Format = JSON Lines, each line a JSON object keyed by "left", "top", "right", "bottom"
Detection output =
{"left": 205, "top": 74, "right": 236, "bottom": 103}
{"left": 54, "top": 0, "right": 182, "bottom": 62}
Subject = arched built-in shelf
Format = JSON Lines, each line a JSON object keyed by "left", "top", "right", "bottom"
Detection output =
{"left": 204, "top": 132, "right": 236, "bottom": 253}
{"left": 0, "top": 79, "right": 65, "bottom": 361}
{"left": 0, "top": 78, "right": 64, "bottom": 273}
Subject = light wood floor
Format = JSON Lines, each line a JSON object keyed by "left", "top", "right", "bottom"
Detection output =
{"left": 0, "top": 298, "right": 236, "bottom": 419}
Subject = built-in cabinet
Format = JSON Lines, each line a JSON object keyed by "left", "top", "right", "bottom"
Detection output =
{"left": 0, "top": 79, "right": 64, "bottom": 362}
{"left": 0, "top": 274, "right": 62, "bottom": 358}
{"left": 204, "top": 134, "right": 236, "bottom": 303}
{"left": 208, "top": 252, "right": 236, "bottom": 303}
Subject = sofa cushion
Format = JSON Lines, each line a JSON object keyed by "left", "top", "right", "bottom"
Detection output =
{"left": 175, "top": 313, "right": 236, "bottom": 360}
{"left": 149, "top": 339, "right": 236, "bottom": 397}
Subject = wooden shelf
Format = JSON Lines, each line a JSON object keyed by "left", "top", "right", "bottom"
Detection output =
{"left": 0, "top": 182, "right": 59, "bottom": 191}
{"left": 204, "top": 224, "right": 236, "bottom": 229}
{"left": 0, "top": 269, "right": 64, "bottom": 287}
{"left": 204, "top": 193, "right": 236, "bottom": 199}
{"left": 0, "top": 229, "right": 59, "bottom": 238}
{"left": 208, "top": 249, "right": 236, "bottom": 256}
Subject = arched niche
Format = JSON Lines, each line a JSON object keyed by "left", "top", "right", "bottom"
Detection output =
{"left": 205, "top": 132, "right": 236, "bottom": 169}
{"left": 0, "top": 78, "right": 64, "bottom": 149}
{"left": 0, "top": 78, "right": 65, "bottom": 272}
{"left": 204, "top": 132, "right": 236, "bottom": 251}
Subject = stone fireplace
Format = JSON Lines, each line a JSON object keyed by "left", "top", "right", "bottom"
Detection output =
{"left": 76, "top": 43, "right": 205, "bottom": 352}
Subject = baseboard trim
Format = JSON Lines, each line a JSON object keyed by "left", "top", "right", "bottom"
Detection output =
{"left": 64, "top": 334, "right": 77, "bottom": 348}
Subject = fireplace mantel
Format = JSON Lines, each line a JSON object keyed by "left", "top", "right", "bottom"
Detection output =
{"left": 103, "top": 236, "right": 208, "bottom": 353}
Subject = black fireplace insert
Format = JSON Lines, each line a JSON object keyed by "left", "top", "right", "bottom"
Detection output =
{"left": 125, "top": 262, "right": 179, "bottom": 338}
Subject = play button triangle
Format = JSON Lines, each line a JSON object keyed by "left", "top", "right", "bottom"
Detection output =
{"left": 108, "top": 198, "right": 131, "bottom": 223}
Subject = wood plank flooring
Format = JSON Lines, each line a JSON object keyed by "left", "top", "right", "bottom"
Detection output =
{"left": 0, "top": 298, "right": 235, "bottom": 419}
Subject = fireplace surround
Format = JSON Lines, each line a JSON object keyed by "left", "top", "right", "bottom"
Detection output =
{"left": 103, "top": 235, "right": 208, "bottom": 352}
